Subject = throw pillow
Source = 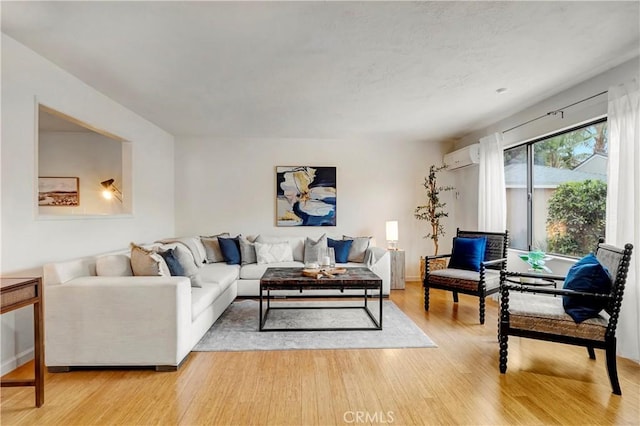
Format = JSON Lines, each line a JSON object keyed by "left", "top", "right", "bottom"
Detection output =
{"left": 171, "top": 244, "right": 200, "bottom": 277}
{"left": 218, "top": 236, "right": 241, "bottom": 265}
{"left": 448, "top": 236, "right": 487, "bottom": 272}
{"left": 157, "top": 246, "right": 203, "bottom": 288}
{"left": 130, "top": 243, "right": 170, "bottom": 276}
{"left": 304, "top": 234, "right": 328, "bottom": 264}
{"left": 254, "top": 241, "right": 294, "bottom": 264}
{"left": 328, "top": 238, "right": 353, "bottom": 264}
{"left": 343, "top": 235, "right": 371, "bottom": 263}
{"left": 563, "top": 253, "right": 612, "bottom": 323}
{"left": 200, "top": 233, "right": 230, "bottom": 263}
{"left": 96, "top": 254, "right": 133, "bottom": 277}
{"left": 158, "top": 248, "right": 185, "bottom": 276}
{"left": 239, "top": 236, "right": 257, "bottom": 265}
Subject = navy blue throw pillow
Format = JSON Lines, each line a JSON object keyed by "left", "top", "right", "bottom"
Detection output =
{"left": 448, "top": 236, "right": 487, "bottom": 272}
{"left": 328, "top": 238, "right": 353, "bottom": 263}
{"left": 159, "top": 248, "right": 185, "bottom": 276}
{"left": 563, "top": 253, "right": 612, "bottom": 323}
{"left": 218, "top": 236, "right": 241, "bottom": 265}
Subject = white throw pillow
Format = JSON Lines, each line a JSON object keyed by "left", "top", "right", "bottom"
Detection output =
{"left": 96, "top": 254, "right": 133, "bottom": 277}
{"left": 254, "top": 242, "right": 294, "bottom": 264}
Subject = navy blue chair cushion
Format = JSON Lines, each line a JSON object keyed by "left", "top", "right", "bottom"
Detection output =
{"left": 328, "top": 238, "right": 353, "bottom": 263}
{"left": 448, "top": 236, "right": 487, "bottom": 272}
{"left": 159, "top": 248, "right": 185, "bottom": 276}
{"left": 218, "top": 236, "right": 241, "bottom": 265}
{"left": 563, "top": 253, "right": 612, "bottom": 323}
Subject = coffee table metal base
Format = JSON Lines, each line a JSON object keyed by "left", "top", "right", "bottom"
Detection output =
{"left": 259, "top": 290, "right": 383, "bottom": 332}
{"left": 259, "top": 267, "right": 383, "bottom": 332}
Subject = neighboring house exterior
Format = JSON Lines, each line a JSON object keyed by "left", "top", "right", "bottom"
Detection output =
{"left": 504, "top": 160, "right": 607, "bottom": 250}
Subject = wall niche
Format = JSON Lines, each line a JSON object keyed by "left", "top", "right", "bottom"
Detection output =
{"left": 37, "top": 105, "right": 132, "bottom": 217}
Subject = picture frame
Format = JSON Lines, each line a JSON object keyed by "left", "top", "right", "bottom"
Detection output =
{"left": 276, "top": 166, "right": 336, "bottom": 226}
{"left": 38, "top": 177, "right": 80, "bottom": 206}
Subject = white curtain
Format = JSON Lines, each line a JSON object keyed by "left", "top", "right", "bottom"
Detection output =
{"left": 606, "top": 79, "right": 639, "bottom": 362}
{"left": 478, "top": 133, "right": 507, "bottom": 232}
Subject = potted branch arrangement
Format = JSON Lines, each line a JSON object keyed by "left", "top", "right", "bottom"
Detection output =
{"left": 415, "top": 164, "right": 455, "bottom": 278}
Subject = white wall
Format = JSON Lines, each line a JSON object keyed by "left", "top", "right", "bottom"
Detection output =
{"left": 0, "top": 35, "right": 176, "bottom": 374}
{"left": 175, "top": 137, "right": 454, "bottom": 281}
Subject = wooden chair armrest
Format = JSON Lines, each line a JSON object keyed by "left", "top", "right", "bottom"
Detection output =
{"left": 426, "top": 253, "right": 452, "bottom": 260}
{"left": 501, "top": 284, "right": 612, "bottom": 300}
{"left": 482, "top": 257, "right": 507, "bottom": 267}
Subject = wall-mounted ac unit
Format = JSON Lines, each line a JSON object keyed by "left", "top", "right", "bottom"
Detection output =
{"left": 443, "top": 143, "right": 480, "bottom": 170}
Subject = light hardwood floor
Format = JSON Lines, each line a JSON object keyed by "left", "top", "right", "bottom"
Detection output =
{"left": 2, "top": 280, "right": 639, "bottom": 425}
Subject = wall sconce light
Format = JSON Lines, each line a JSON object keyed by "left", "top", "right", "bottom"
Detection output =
{"left": 386, "top": 220, "right": 399, "bottom": 250}
{"left": 100, "top": 179, "right": 122, "bottom": 202}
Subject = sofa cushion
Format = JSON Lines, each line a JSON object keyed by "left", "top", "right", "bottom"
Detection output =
{"left": 218, "top": 236, "right": 241, "bottom": 265}
{"left": 239, "top": 236, "right": 257, "bottom": 265}
{"left": 328, "top": 238, "right": 353, "bottom": 263}
{"left": 239, "top": 261, "right": 304, "bottom": 280}
{"left": 197, "top": 263, "right": 239, "bottom": 292}
{"left": 304, "top": 234, "right": 327, "bottom": 264}
{"left": 156, "top": 237, "right": 207, "bottom": 266}
{"left": 343, "top": 235, "right": 371, "bottom": 263}
{"left": 191, "top": 283, "right": 223, "bottom": 321}
{"left": 255, "top": 235, "right": 305, "bottom": 262}
{"left": 200, "top": 233, "right": 230, "bottom": 263}
{"left": 130, "top": 243, "right": 170, "bottom": 276}
{"left": 255, "top": 241, "right": 294, "bottom": 264}
{"left": 96, "top": 254, "right": 133, "bottom": 277}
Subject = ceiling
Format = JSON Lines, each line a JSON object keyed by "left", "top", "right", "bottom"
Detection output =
{"left": 2, "top": 1, "right": 639, "bottom": 142}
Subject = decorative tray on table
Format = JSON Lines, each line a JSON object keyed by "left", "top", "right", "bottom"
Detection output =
{"left": 302, "top": 268, "right": 347, "bottom": 279}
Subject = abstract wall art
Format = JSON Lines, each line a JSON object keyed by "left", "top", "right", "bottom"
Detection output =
{"left": 276, "top": 166, "right": 336, "bottom": 226}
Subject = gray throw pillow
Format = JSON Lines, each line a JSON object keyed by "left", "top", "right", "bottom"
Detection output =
{"left": 200, "top": 233, "right": 230, "bottom": 263}
{"left": 172, "top": 244, "right": 200, "bottom": 277}
{"left": 343, "top": 235, "right": 372, "bottom": 263}
{"left": 239, "top": 236, "right": 257, "bottom": 265}
{"left": 304, "top": 234, "right": 328, "bottom": 264}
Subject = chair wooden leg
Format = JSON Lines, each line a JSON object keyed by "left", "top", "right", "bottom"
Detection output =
{"left": 479, "top": 295, "right": 486, "bottom": 324}
{"left": 605, "top": 339, "right": 621, "bottom": 395}
{"left": 499, "top": 328, "right": 508, "bottom": 373}
{"left": 452, "top": 291, "right": 458, "bottom": 303}
{"left": 587, "top": 346, "right": 596, "bottom": 359}
{"left": 424, "top": 286, "right": 430, "bottom": 311}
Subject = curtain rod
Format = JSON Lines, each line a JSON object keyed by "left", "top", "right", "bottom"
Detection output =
{"left": 502, "top": 90, "right": 608, "bottom": 134}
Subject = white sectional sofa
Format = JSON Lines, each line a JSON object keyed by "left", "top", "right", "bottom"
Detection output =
{"left": 43, "top": 234, "right": 390, "bottom": 371}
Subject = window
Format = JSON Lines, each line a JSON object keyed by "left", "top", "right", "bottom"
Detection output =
{"left": 504, "top": 119, "right": 608, "bottom": 257}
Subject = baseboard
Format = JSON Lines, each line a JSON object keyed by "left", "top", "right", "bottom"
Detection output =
{"left": 1, "top": 347, "right": 34, "bottom": 376}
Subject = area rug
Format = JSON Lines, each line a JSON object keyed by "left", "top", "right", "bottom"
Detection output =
{"left": 193, "top": 299, "right": 437, "bottom": 351}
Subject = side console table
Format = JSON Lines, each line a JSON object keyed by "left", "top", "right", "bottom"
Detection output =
{"left": 389, "top": 249, "right": 406, "bottom": 289}
{"left": 1, "top": 277, "right": 44, "bottom": 407}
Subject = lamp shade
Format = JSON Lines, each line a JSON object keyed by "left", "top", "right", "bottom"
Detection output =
{"left": 385, "top": 221, "right": 399, "bottom": 241}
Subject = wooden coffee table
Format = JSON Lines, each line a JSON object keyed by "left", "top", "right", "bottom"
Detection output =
{"left": 259, "top": 267, "right": 383, "bottom": 331}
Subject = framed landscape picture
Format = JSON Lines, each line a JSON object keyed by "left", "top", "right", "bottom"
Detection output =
{"left": 276, "top": 166, "right": 336, "bottom": 226}
{"left": 38, "top": 177, "right": 79, "bottom": 206}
